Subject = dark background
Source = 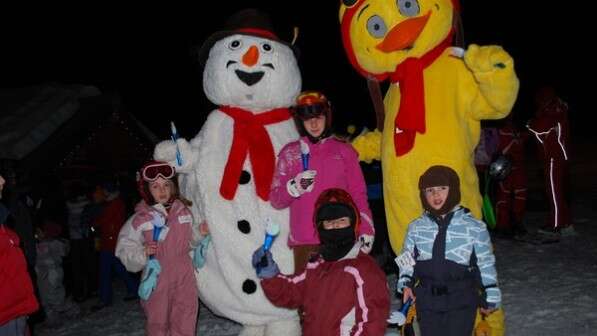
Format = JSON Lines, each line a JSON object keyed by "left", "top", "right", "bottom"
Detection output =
{"left": 0, "top": 1, "right": 588, "bottom": 140}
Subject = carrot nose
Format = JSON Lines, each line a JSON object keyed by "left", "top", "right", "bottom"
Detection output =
{"left": 242, "top": 45, "right": 259, "bottom": 67}
{"left": 376, "top": 11, "right": 431, "bottom": 53}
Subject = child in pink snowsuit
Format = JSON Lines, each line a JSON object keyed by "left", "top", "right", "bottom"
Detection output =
{"left": 270, "top": 91, "right": 375, "bottom": 272}
{"left": 116, "top": 161, "right": 202, "bottom": 336}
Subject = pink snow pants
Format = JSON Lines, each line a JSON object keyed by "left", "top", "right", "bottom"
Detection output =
{"left": 141, "top": 225, "right": 198, "bottom": 335}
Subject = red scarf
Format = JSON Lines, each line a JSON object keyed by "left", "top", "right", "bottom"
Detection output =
{"left": 389, "top": 34, "right": 452, "bottom": 156}
{"left": 219, "top": 106, "right": 291, "bottom": 201}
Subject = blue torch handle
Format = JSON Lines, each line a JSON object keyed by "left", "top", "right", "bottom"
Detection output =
{"left": 263, "top": 234, "right": 274, "bottom": 251}
{"left": 171, "top": 135, "right": 183, "bottom": 166}
{"left": 150, "top": 226, "right": 162, "bottom": 260}
{"left": 301, "top": 154, "right": 309, "bottom": 171}
{"left": 400, "top": 298, "right": 412, "bottom": 315}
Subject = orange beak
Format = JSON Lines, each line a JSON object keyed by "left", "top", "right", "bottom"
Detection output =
{"left": 376, "top": 11, "right": 431, "bottom": 53}
{"left": 242, "top": 45, "right": 259, "bottom": 67}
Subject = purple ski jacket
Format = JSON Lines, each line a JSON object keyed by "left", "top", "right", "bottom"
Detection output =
{"left": 270, "top": 136, "right": 374, "bottom": 247}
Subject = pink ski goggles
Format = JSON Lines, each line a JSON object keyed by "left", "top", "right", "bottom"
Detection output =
{"left": 141, "top": 162, "right": 175, "bottom": 182}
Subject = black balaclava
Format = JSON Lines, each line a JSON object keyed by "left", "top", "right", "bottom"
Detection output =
{"left": 316, "top": 202, "right": 356, "bottom": 261}
{"left": 418, "top": 165, "right": 461, "bottom": 217}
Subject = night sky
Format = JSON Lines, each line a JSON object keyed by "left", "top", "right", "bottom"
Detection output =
{"left": 1, "top": 1, "right": 589, "bottom": 140}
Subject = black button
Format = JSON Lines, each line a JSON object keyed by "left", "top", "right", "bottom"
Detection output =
{"left": 242, "top": 279, "right": 257, "bottom": 294}
{"left": 237, "top": 220, "right": 251, "bottom": 234}
{"left": 239, "top": 170, "right": 251, "bottom": 184}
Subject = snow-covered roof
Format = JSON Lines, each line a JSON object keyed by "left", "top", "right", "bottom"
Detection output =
{"left": 0, "top": 84, "right": 101, "bottom": 160}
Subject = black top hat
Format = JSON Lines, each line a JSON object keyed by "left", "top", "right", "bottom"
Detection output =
{"left": 196, "top": 8, "right": 297, "bottom": 69}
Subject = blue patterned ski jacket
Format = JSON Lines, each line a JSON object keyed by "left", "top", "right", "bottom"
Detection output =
{"left": 397, "top": 206, "right": 501, "bottom": 308}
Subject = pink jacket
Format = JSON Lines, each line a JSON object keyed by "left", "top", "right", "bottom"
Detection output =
{"left": 270, "top": 137, "right": 374, "bottom": 246}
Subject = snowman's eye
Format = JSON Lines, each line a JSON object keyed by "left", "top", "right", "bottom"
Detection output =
{"left": 228, "top": 40, "right": 242, "bottom": 50}
{"left": 397, "top": 0, "right": 420, "bottom": 17}
{"left": 367, "top": 15, "right": 387, "bottom": 38}
{"left": 261, "top": 42, "right": 273, "bottom": 53}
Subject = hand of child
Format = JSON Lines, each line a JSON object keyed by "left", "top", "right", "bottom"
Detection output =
{"left": 402, "top": 287, "right": 416, "bottom": 303}
{"left": 479, "top": 307, "right": 497, "bottom": 316}
{"left": 193, "top": 235, "right": 211, "bottom": 269}
{"left": 287, "top": 170, "right": 317, "bottom": 197}
{"left": 251, "top": 248, "right": 279, "bottom": 279}
{"left": 144, "top": 241, "right": 158, "bottom": 257}
{"left": 199, "top": 221, "right": 209, "bottom": 236}
{"left": 358, "top": 234, "right": 374, "bottom": 254}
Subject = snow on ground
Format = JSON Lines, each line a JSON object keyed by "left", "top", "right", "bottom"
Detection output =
{"left": 35, "top": 190, "right": 597, "bottom": 336}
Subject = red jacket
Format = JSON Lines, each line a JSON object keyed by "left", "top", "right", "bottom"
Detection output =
{"left": 261, "top": 246, "right": 390, "bottom": 335}
{"left": 93, "top": 196, "right": 126, "bottom": 252}
{"left": 0, "top": 225, "right": 39, "bottom": 325}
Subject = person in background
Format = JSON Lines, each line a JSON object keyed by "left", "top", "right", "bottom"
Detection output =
{"left": 494, "top": 116, "right": 529, "bottom": 238}
{"left": 527, "top": 86, "right": 573, "bottom": 238}
{"left": 253, "top": 188, "right": 389, "bottom": 335}
{"left": 2, "top": 171, "right": 36, "bottom": 269}
{"left": 91, "top": 179, "right": 138, "bottom": 311}
{"left": 1, "top": 174, "right": 39, "bottom": 336}
{"left": 35, "top": 219, "right": 76, "bottom": 327}
{"left": 270, "top": 91, "right": 375, "bottom": 273}
{"left": 65, "top": 181, "right": 91, "bottom": 302}
{"left": 474, "top": 125, "right": 499, "bottom": 188}
{"left": 79, "top": 182, "right": 105, "bottom": 301}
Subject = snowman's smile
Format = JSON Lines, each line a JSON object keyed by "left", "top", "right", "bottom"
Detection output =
{"left": 235, "top": 70, "right": 265, "bottom": 86}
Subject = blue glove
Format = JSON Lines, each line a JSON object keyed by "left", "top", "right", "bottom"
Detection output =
{"left": 193, "top": 235, "right": 211, "bottom": 269}
{"left": 251, "top": 248, "right": 279, "bottom": 279}
{"left": 138, "top": 259, "right": 161, "bottom": 300}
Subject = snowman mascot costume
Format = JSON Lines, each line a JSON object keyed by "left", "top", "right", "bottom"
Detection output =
{"left": 154, "top": 9, "right": 301, "bottom": 336}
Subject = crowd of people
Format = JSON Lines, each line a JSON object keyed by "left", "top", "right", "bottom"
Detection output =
{"left": 0, "top": 84, "right": 573, "bottom": 336}
{"left": 0, "top": 170, "right": 144, "bottom": 334}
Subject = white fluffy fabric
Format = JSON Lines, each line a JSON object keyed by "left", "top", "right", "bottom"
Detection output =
{"left": 203, "top": 34, "right": 301, "bottom": 112}
{"left": 156, "top": 33, "right": 301, "bottom": 333}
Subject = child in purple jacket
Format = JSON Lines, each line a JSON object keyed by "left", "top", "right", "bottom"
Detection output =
{"left": 270, "top": 91, "right": 375, "bottom": 272}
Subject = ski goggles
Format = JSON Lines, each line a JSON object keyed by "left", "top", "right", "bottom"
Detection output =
{"left": 141, "top": 162, "right": 175, "bottom": 182}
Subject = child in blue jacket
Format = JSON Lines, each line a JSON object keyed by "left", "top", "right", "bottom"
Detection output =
{"left": 397, "top": 165, "right": 501, "bottom": 336}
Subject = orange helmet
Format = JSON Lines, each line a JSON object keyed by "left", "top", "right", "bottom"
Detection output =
{"left": 291, "top": 91, "right": 333, "bottom": 141}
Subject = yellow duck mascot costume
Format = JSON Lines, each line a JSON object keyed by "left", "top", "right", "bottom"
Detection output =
{"left": 339, "top": 1, "right": 519, "bottom": 334}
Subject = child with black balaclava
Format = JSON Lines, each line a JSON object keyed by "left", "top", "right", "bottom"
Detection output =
{"left": 396, "top": 165, "right": 501, "bottom": 336}
{"left": 252, "top": 188, "right": 389, "bottom": 335}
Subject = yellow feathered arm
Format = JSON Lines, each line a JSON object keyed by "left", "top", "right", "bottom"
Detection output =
{"left": 464, "top": 44, "right": 520, "bottom": 120}
{"left": 351, "top": 129, "right": 382, "bottom": 163}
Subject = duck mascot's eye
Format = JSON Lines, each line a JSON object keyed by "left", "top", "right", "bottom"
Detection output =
{"left": 228, "top": 40, "right": 242, "bottom": 50}
{"left": 367, "top": 15, "right": 388, "bottom": 38}
{"left": 342, "top": 0, "right": 359, "bottom": 7}
{"left": 397, "top": 0, "right": 421, "bottom": 17}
